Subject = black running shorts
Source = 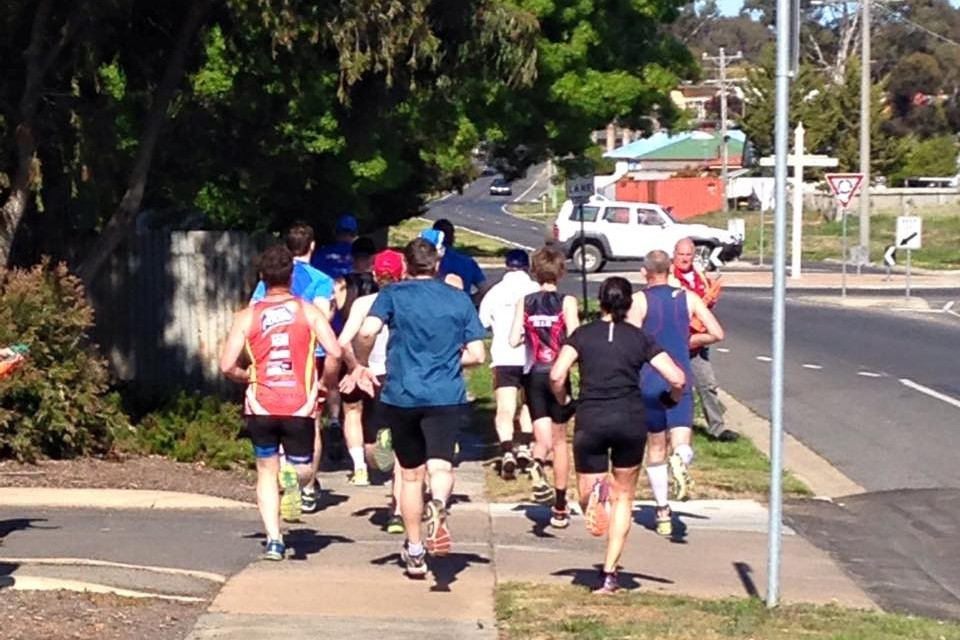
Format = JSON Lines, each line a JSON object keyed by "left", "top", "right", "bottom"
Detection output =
{"left": 573, "top": 399, "right": 647, "bottom": 474}
{"left": 378, "top": 403, "right": 471, "bottom": 468}
{"left": 245, "top": 415, "right": 315, "bottom": 464}
{"left": 493, "top": 365, "right": 525, "bottom": 390}
{"left": 523, "top": 370, "right": 574, "bottom": 423}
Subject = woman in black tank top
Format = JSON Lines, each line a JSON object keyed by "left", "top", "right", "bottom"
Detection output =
{"left": 548, "top": 277, "right": 686, "bottom": 594}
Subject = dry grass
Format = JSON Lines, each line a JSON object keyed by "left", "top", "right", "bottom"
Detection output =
{"left": 387, "top": 217, "right": 513, "bottom": 257}
{"left": 496, "top": 582, "right": 960, "bottom": 640}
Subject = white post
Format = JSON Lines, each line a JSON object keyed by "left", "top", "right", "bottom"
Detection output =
{"left": 791, "top": 122, "right": 805, "bottom": 279}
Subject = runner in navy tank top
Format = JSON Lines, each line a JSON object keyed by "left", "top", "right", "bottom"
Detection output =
{"left": 509, "top": 247, "right": 579, "bottom": 528}
{"left": 629, "top": 250, "right": 724, "bottom": 537}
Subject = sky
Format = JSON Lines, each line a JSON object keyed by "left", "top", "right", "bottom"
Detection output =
{"left": 717, "top": 0, "right": 743, "bottom": 16}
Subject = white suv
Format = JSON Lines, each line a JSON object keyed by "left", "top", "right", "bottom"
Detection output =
{"left": 552, "top": 197, "right": 743, "bottom": 273}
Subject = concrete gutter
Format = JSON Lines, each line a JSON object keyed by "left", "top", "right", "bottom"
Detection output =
{"left": 0, "top": 488, "right": 253, "bottom": 510}
{"left": 793, "top": 295, "right": 931, "bottom": 310}
{"left": 0, "top": 574, "right": 206, "bottom": 602}
{"left": 720, "top": 389, "right": 865, "bottom": 499}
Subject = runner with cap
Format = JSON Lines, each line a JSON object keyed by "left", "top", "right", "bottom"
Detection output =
{"left": 312, "top": 214, "right": 359, "bottom": 279}
{"left": 477, "top": 249, "right": 538, "bottom": 479}
{"left": 337, "top": 248, "right": 407, "bottom": 533}
{"left": 509, "top": 246, "right": 579, "bottom": 529}
{"left": 419, "top": 228, "right": 464, "bottom": 290}
{"left": 220, "top": 244, "right": 341, "bottom": 560}
{"left": 431, "top": 218, "right": 490, "bottom": 300}
{"left": 351, "top": 238, "right": 486, "bottom": 578}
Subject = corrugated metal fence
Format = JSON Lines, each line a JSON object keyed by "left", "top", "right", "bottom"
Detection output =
{"left": 90, "top": 231, "right": 262, "bottom": 395}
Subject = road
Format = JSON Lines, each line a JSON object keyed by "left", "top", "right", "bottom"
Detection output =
{"left": 434, "top": 182, "right": 960, "bottom": 618}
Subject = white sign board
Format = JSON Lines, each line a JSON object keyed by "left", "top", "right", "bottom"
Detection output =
{"left": 728, "top": 218, "right": 745, "bottom": 242}
{"left": 565, "top": 175, "right": 594, "bottom": 205}
{"left": 825, "top": 173, "right": 864, "bottom": 209}
{"left": 896, "top": 216, "right": 922, "bottom": 250}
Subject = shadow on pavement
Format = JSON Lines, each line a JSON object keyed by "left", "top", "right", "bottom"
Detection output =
{"left": 352, "top": 505, "right": 390, "bottom": 529}
{"left": 733, "top": 561, "right": 760, "bottom": 599}
{"left": 0, "top": 517, "right": 56, "bottom": 544}
{"left": 509, "top": 504, "right": 556, "bottom": 539}
{"left": 552, "top": 566, "right": 674, "bottom": 590}
{"left": 429, "top": 552, "right": 492, "bottom": 593}
{"left": 285, "top": 531, "right": 354, "bottom": 561}
{"left": 634, "top": 506, "right": 708, "bottom": 544}
{"left": 0, "top": 561, "right": 19, "bottom": 590}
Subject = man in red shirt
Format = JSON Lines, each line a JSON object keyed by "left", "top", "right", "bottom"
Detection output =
{"left": 669, "top": 238, "right": 740, "bottom": 444}
{"left": 220, "top": 245, "right": 341, "bottom": 561}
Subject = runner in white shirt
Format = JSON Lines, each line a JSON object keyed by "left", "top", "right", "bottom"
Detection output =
{"left": 478, "top": 249, "right": 539, "bottom": 479}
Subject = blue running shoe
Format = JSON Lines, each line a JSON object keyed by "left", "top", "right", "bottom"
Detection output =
{"left": 263, "top": 538, "right": 285, "bottom": 561}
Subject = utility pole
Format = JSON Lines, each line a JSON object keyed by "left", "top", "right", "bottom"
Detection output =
{"left": 859, "top": 0, "right": 872, "bottom": 263}
{"left": 703, "top": 48, "right": 744, "bottom": 213}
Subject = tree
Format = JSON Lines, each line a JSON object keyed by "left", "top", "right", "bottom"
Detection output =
{"left": 894, "top": 134, "right": 959, "bottom": 183}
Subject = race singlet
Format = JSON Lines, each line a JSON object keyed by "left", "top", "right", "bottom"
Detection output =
{"left": 522, "top": 291, "right": 566, "bottom": 372}
{"left": 244, "top": 298, "right": 318, "bottom": 417}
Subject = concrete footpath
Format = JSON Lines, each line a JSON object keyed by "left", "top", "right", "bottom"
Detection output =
{"left": 183, "top": 463, "right": 873, "bottom": 640}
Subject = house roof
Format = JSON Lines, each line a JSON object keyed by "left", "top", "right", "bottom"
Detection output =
{"left": 605, "top": 130, "right": 746, "bottom": 161}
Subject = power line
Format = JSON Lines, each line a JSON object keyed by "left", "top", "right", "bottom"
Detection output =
{"left": 873, "top": 2, "right": 960, "bottom": 48}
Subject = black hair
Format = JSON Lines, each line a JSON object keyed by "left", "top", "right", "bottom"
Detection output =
{"left": 351, "top": 236, "right": 376, "bottom": 257}
{"left": 259, "top": 244, "right": 294, "bottom": 288}
{"left": 285, "top": 222, "right": 314, "bottom": 257}
{"left": 339, "top": 272, "right": 380, "bottom": 321}
{"left": 598, "top": 276, "right": 633, "bottom": 323}
{"left": 432, "top": 218, "right": 455, "bottom": 247}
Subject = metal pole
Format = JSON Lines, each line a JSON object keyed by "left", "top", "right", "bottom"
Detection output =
{"left": 841, "top": 206, "right": 848, "bottom": 298}
{"left": 859, "top": 0, "right": 872, "bottom": 262}
{"left": 721, "top": 47, "right": 730, "bottom": 214}
{"left": 759, "top": 207, "right": 765, "bottom": 266}
{"left": 768, "top": 0, "right": 792, "bottom": 609}
{"left": 791, "top": 122, "right": 805, "bottom": 279}
{"left": 579, "top": 202, "right": 588, "bottom": 315}
{"left": 906, "top": 248, "right": 912, "bottom": 298}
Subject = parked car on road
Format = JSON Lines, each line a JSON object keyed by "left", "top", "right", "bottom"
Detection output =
{"left": 489, "top": 177, "right": 512, "bottom": 196}
{"left": 553, "top": 197, "right": 743, "bottom": 273}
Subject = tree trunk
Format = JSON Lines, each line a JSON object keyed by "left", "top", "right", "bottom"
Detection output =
{"left": 75, "top": 0, "right": 211, "bottom": 283}
{"left": 0, "top": 0, "right": 76, "bottom": 267}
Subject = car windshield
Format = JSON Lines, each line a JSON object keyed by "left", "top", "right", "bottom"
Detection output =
{"left": 492, "top": 178, "right": 507, "bottom": 186}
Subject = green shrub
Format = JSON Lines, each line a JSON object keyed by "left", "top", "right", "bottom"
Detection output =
{"left": 0, "top": 260, "right": 130, "bottom": 461}
{"left": 115, "top": 391, "right": 252, "bottom": 470}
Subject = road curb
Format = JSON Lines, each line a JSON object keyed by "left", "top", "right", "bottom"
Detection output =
{"left": 0, "top": 488, "right": 254, "bottom": 510}
{"left": 719, "top": 390, "right": 865, "bottom": 499}
{"left": 1, "top": 574, "right": 207, "bottom": 602}
{"left": 792, "top": 295, "right": 930, "bottom": 310}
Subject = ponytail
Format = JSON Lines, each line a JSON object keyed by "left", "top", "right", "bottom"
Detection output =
{"left": 598, "top": 276, "right": 633, "bottom": 323}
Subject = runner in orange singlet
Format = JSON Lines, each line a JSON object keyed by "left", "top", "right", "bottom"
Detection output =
{"left": 220, "top": 245, "right": 340, "bottom": 561}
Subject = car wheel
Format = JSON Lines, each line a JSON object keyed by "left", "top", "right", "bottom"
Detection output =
{"left": 693, "top": 243, "right": 717, "bottom": 272}
{"left": 571, "top": 243, "right": 604, "bottom": 274}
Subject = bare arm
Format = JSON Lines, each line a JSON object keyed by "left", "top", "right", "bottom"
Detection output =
{"left": 461, "top": 339, "right": 486, "bottom": 367}
{"left": 313, "top": 297, "right": 333, "bottom": 321}
{"left": 304, "top": 304, "right": 341, "bottom": 361}
{"left": 219, "top": 309, "right": 252, "bottom": 384}
{"left": 337, "top": 294, "right": 376, "bottom": 372}
{"left": 649, "top": 352, "right": 686, "bottom": 402}
{"left": 549, "top": 345, "right": 578, "bottom": 404}
{"left": 562, "top": 295, "right": 580, "bottom": 336}
{"left": 688, "top": 291, "right": 724, "bottom": 349}
{"left": 626, "top": 292, "right": 647, "bottom": 328}
{"left": 355, "top": 315, "right": 385, "bottom": 366}
{"left": 508, "top": 299, "right": 525, "bottom": 348}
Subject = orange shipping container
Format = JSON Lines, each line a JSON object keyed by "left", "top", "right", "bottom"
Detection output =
{"left": 615, "top": 177, "right": 723, "bottom": 219}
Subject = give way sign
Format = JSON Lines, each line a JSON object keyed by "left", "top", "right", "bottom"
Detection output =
{"left": 825, "top": 173, "right": 864, "bottom": 209}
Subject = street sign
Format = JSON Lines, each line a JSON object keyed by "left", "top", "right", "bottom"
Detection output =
{"left": 565, "top": 175, "right": 594, "bottom": 205}
{"left": 728, "top": 218, "right": 745, "bottom": 242}
{"left": 896, "top": 216, "right": 922, "bottom": 249}
{"left": 825, "top": 173, "right": 864, "bottom": 209}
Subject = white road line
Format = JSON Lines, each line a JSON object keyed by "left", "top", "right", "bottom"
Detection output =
{"left": 716, "top": 347, "right": 731, "bottom": 353}
{"left": 944, "top": 301, "right": 956, "bottom": 311}
{"left": 802, "top": 364, "right": 823, "bottom": 370}
{"left": 857, "top": 371, "right": 882, "bottom": 378}
{"left": 899, "top": 378, "right": 960, "bottom": 409}
{"left": 755, "top": 356, "right": 772, "bottom": 362}
{"left": 513, "top": 166, "right": 548, "bottom": 202}
{"left": 0, "top": 557, "right": 226, "bottom": 583}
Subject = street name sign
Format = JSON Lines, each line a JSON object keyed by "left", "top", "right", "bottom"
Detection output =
{"left": 565, "top": 175, "right": 594, "bottom": 205}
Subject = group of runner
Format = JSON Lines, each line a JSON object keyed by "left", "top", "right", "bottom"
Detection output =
{"left": 219, "top": 215, "right": 729, "bottom": 591}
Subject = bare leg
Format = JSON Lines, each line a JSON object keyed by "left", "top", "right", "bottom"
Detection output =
{"left": 604, "top": 466, "right": 641, "bottom": 573}
{"left": 577, "top": 472, "right": 606, "bottom": 513}
{"left": 425, "top": 458, "right": 454, "bottom": 507}
{"left": 531, "top": 417, "right": 553, "bottom": 461}
{"left": 400, "top": 464, "right": 427, "bottom": 544}
{"left": 256, "top": 456, "right": 282, "bottom": 541}
{"left": 518, "top": 403, "right": 533, "bottom": 436}
{"left": 343, "top": 400, "right": 367, "bottom": 473}
{"left": 551, "top": 422, "right": 570, "bottom": 491}
{"left": 494, "top": 387, "right": 519, "bottom": 444}
{"left": 308, "top": 417, "right": 322, "bottom": 482}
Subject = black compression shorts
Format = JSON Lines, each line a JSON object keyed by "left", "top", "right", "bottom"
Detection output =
{"left": 523, "top": 370, "right": 574, "bottom": 423}
{"left": 378, "top": 403, "right": 471, "bottom": 468}
{"left": 245, "top": 415, "right": 315, "bottom": 464}
{"left": 573, "top": 400, "right": 647, "bottom": 474}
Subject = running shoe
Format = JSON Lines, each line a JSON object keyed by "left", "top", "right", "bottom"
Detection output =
{"left": 593, "top": 571, "right": 620, "bottom": 595}
{"left": 372, "top": 428, "right": 395, "bottom": 471}
{"left": 401, "top": 542, "right": 427, "bottom": 579}
{"left": 301, "top": 480, "right": 321, "bottom": 514}
{"left": 584, "top": 478, "right": 610, "bottom": 537}
{"left": 529, "top": 461, "right": 553, "bottom": 504}
{"left": 655, "top": 505, "right": 673, "bottom": 537}
{"left": 262, "top": 538, "right": 285, "bottom": 561}
{"left": 501, "top": 451, "right": 518, "bottom": 481}
{"left": 515, "top": 445, "right": 533, "bottom": 471}
{"left": 669, "top": 452, "right": 693, "bottom": 502}
{"left": 549, "top": 505, "right": 570, "bottom": 529}
{"left": 386, "top": 514, "right": 405, "bottom": 535}
{"left": 422, "top": 498, "right": 452, "bottom": 556}
{"left": 278, "top": 463, "right": 302, "bottom": 523}
{"left": 350, "top": 468, "right": 371, "bottom": 486}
